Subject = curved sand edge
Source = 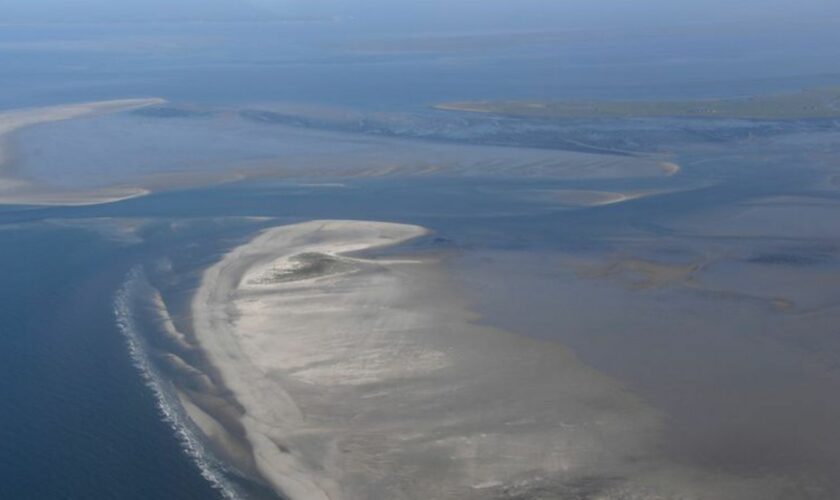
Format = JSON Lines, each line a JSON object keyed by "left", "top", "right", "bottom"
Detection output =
{"left": 188, "top": 219, "right": 707, "bottom": 500}
{"left": 192, "top": 220, "right": 430, "bottom": 499}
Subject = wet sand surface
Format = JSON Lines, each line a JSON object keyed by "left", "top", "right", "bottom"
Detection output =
{"left": 6, "top": 90, "right": 840, "bottom": 500}
{"left": 7, "top": 152, "right": 840, "bottom": 499}
{"left": 178, "top": 219, "right": 805, "bottom": 500}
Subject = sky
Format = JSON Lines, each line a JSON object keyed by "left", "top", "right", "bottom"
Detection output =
{"left": 2, "top": 0, "right": 839, "bottom": 30}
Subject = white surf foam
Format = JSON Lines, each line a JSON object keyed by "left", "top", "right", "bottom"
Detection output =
{"left": 114, "top": 266, "right": 244, "bottom": 500}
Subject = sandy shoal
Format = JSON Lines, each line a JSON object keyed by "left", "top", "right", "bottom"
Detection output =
{"left": 189, "top": 219, "right": 690, "bottom": 500}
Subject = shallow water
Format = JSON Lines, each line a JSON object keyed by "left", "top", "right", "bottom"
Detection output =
{"left": 0, "top": 224, "right": 223, "bottom": 499}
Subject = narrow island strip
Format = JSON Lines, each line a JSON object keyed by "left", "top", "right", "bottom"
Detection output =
{"left": 434, "top": 87, "right": 840, "bottom": 120}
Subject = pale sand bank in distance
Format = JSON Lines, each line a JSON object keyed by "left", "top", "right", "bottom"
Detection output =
{"left": 548, "top": 189, "right": 642, "bottom": 206}
{"left": 188, "top": 220, "right": 769, "bottom": 500}
{"left": 0, "top": 98, "right": 163, "bottom": 205}
{"left": 433, "top": 88, "right": 840, "bottom": 120}
{"left": 524, "top": 188, "right": 673, "bottom": 207}
{"left": 0, "top": 185, "right": 150, "bottom": 206}
{"left": 0, "top": 98, "right": 165, "bottom": 138}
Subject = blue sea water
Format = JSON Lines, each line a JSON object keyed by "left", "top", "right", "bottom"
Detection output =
{"left": 0, "top": 224, "right": 223, "bottom": 499}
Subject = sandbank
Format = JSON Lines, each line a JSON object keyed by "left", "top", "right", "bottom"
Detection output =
{"left": 189, "top": 219, "right": 702, "bottom": 499}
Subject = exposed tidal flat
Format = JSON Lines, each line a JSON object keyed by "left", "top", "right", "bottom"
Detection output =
{"left": 131, "top": 199, "right": 840, "bottom": 499}
{"left": 8, "top": 87, "right": 840, "bottom": 210}
{"left": 6, "top": 100, "right": 675, "bottom": 200}
{"left": 182, "top": 219, "right": 769, "bottom": 499}
{"left": 5, "top": 87, "right": 840, "bottom": 499}
{"left": 5, "top": 162, "right": 840, "bottom": 498}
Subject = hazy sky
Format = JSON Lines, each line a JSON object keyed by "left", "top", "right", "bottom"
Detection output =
{"left": 3, "top": 0, "right": 839, "bottom": 31}
{"left": 2, "top": 0, "right": 839, "bottom": 109}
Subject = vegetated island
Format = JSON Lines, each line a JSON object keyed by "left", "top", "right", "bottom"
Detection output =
{"left": 434, "top": 87, "right": 840, "bottom": 120}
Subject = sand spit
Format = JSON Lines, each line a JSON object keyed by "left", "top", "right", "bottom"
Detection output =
{"left": 0, "top": 186, "right": 150, "bottom": 206}
{"left": 0, "top": 98, "right": 165, "bottom": 140}
{"left": 0, "top": 98, "right": 163, "bottom": 205}
{"left": 187, "top": 219, "right": 770, "bottom": 500}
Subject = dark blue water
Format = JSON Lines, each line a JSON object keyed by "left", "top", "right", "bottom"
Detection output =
{"left": 0, "top": 225, "right": 222, "bottom": 499}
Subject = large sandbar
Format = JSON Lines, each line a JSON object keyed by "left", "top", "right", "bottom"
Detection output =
{"left": 189, "top": 219, "right": 771, "bottom": 499}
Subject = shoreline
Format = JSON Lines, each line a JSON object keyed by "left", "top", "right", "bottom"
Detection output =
{"left": 114, "top": 267, "right": 245, "bottom": 500}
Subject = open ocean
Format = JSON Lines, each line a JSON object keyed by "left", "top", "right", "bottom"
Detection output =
{"left": 0, "top": 220, "right": 223, "bottom": 499}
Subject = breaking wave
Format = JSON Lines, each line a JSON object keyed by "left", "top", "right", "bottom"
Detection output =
{"left": 114, "top": 266, "right": 244, "bottom": 500}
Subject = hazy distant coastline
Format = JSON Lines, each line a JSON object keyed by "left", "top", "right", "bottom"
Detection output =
{"left": 435, "top": 87, "right": 840, "bottom": 120}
